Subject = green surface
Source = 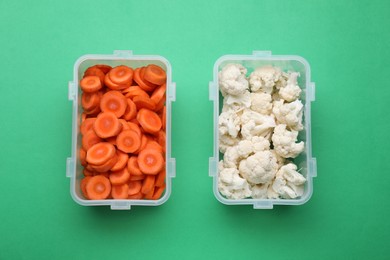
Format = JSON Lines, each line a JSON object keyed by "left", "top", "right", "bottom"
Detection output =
{"left": 0, "top": 0, "right": 389, "bottom": 259}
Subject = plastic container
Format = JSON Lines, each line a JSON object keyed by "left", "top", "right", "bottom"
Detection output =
{"left": 66, "top": 50, "right": 176, "bottom": 210}
{"left": 209, "top": 51, "right": 317, "bottom": 209}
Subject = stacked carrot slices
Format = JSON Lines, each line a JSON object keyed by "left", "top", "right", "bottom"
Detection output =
{"left": 79, "top": 64, "right": 167, "bottom": 200}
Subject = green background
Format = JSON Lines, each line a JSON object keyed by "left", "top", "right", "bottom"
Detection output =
{"left": 1, "top": 0, "right": 389, "bottom": 259}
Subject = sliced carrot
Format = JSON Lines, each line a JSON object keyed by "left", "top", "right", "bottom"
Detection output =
{"left": 133, "top": 67, "right": 155, "bottom": 92}
{"left": 80, "top": 118, "right": 96, "bottom": 136}
{"left": 84, "top": 103, "right": 101, "bottom": 116}
{"left": 108, "top": 65, "right": 134, "bottom": 85}
{"left": 143, "top": 64, "right": 166, "bottom": 86}
{"left": 80, "top": 176, "right": 92, "bottom": 199}
{"left": 82, "top": 130, "right": 102, "bottom": 151}
{"left": 128, "top": 191, "right": 144, "bottom": 199}
{"left": 122, "top": 98, "right": 137, "bottom": 121}
{"left": 94, "top": 64, "right": 112, "bottom": 74}
{"left": 86, "top": 142, "right": 116, "bottom": 165}
{"left": 144, "top": 186, "right": 155, "bottom": 199}
{"left": 123, "top": 86, "right": 149, "bottom": 99}
{"left": 79, "top": 148, "right": 87, "bottom": 166}
{"left": 97, "top": 172, "right": 110, "bottom": 179}
{"left": 145, "top": 140, "right": 164, "bottom": 154}
{"left": 110, "top": 150, "right": 129, "bottom": 172}
{"left": 93, "top": 112, "right": 122, "bottom": 138}
{"left": 137, "top": 148, "right": 164, "bottom": 175}
{"left": 155, "top": 95, "right": 165, "bottom": 112}
{"left": 81, "top": 91, "right": 101, "bottom": 111}
{"left": 141, "top": 175, "right": 155, "bottom": 194}
{"left": 111, "top": 183, "right": 129, "bottom": 199}
{"left": 109, "top": 167, "right": 130, "bottom": 185}
{"left": 127, "top": 156, "right": 143, "bottom": 176}
{"left": 140, "top": 67, "right": 159, "bottom": 89}
{"left": 127, "top": 180, "right": 142, "bottom": 195}
{"left": 84, "top": 67, "right": 105, "bottom": 84}
{"left": 133, "top": 95, "right": 156, "bottom": 111}
{"left": 116, "top": 130, "right": 141, "bottom": 153}
{"left": 90, "top": 154, "right": 118, "bottom": 173}
{"left": 134, "top": 134, "right": 148, "bottom": 154}
{"left": 127, "top": 122, "right": 142, "bottom": 137}
{"left": 161, "top": 106, "right": 166, "bottom": 130}
{"left": 83, "top": 168, "right": 94, "bottom": 176}
{"left": 80, "top": 76, "right": 102, "bottom": 93}
{"left": 137, "top": 108, "right": 162, "bottom": 134}
{"left": 106, "top": 136, "right": 117, "bottom": 146}
{"left": 104, "top": 73, "right": 128, "bottom": 90}
{"left": 85, "top": 175, "right": 111, "bottom": 200}
{"left": 100, "top": 91, "right": 127, "bottom": 118}
{"left": 152, "top": 184, "right": 166, "bottom": 200}
{"left": 81, "top": 112, "right": 87, "bottom": 123}
{"left": 150, "top": 83, "right": 166, "bottom": 105}
{"left": 156, "top": 130, "right": 166, "bottom": 152}
{"left": 86, "top": 164, "right": 95, "bottom": 172}
{"left": 129, "top": 174, "right": 145, "bottom": 181}
{"left": 155, "top": 169, "right": 166, "bottom": 187}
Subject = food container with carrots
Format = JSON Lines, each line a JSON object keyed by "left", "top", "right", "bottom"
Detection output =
{"left": 67, "top": 50, "right": 176, "bottom": 210}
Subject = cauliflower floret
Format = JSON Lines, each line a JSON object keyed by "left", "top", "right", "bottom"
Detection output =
{"left": 272, "top": 99, "right": 303, "bottom": 131}
{"left": 240, "top": 109, "right": 276, "bottom": 140}
{"left": 270, "top": 149, "right": 286, "bottom": 168}
{"left": 249, "top": 65, "right": 282, "bottom": 94}
{"left": 251, "top": 136, "right": 270, "bottom": 152}
{"left": 278, "top": 72, "right": 301, "bottom": 102}
{"left": 250, "top": 182, "right": 270, "bottom": 199}
{"left": 266, "top": 184, "right": 279, "bottom": 199}
{"left": 218, "top": 109, "right": 241, "bottom": 138}
{"left": 236, "top": 139, "right": 253, "bottom": 158}
{"left": 218, "top": 64, "right": 249, "bottom": 96}
{"left": 223, "top": 146, "right": 240, "bottom": 168}
{"left": 271, "top": 163, "right": 306, "bottom": 199}
{"left": 238, "top": 151, "right": 278, "bottom": 184}
{"left": 272, "top": 124, "right": 304, "bottom": 158}
{"left": 250, "top": 92, "right": 272, "bottom": 115}
{"left": 218, "top": 166, "right": 252, "bottom": 199}
{"left": 219, "top": 133, "right": 239, "bottom": 153}
{"left": 274, "top": 71, "right": 289, "bottom": 90}
{"left": 224, "top": 90, "right": 251, "bottom": 109}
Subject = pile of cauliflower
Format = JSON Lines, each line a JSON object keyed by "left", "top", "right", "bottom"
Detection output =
{"left": 218, "top": 63, "right": 306, "bottom": 200}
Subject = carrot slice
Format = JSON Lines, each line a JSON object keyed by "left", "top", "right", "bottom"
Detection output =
{"left": 141, "top": 175, "right": 155, "bottom": 194}
{"left": 97, "top": 172, "right": 110, "bottom": 179}
{"left": 81, "top": 176, "right": 92, "bottom": 199}
{"left": 111, "top": 183, "right": 129, "bottom": 199}
{"left": 81, "top": 91, "right": 101, "bottom": 111}
{"left": 116, "top": 130, "right": 141, "bottom": 153}
{"left": 144, "top": 140, "right": 164, "bottom": 154}
{"left": 109, "top": 167, "right": 130, "bottom": 185}
{"left": 83, "top": 168, "right": 94, "bottom": 176}
{"left": 150, "top": 83, "right": 166, "bottom": 105}
{"left": 128, "top": 191, "right": 144, "bottom": 199}
{"left": 127, "top": 122, "right": 142, "bottom": 137}
{"left": 143, "top": 64, "right": 166, "bottom": 86}
{"left": 137, "top": 108, "right": 162, "bottom": 134}
{"left": 90, "top": 154, "right": 118, "bottom": 173}
{"left": 110, "top": 150, "right": 129, "bottom": 172}
{"left": 81, "top": 112, "right": 87, "bottom": 123}
{"left": 108, "top": 65, "right": 134, "bottom": 85}
{"left": 129, "top": 174, "right": 145, "bottom": 181}
{"left": 93, "top": 112, "right": 122, "bottom": 138}
{"left": 127, "top": 180, "right": 142, "bottom": 195}
{"left": 133, "top": 67, "right": 155, "bottom": 92}
{"left": 134, "top": 134, "right": 148, "bottom": 154}
{"left": 133, "top": 95, "right": 156, "bottom": 111}
{"left": 144, "top": 186, "right": 155, "bottom": 199}
{"left": 155, "top": 169, "right": 166, "bottom": 187}
{"left": 123, "top": 86, "right": 149, "bottom": 99}
{"left": 86, "top": 142, "right": 116, "bottom": 165}
{"left": 137, "top": 149, "right": 164, "bottom": 175}
{"left": 94, "top": 64, "right": 112, "bottom": 74}
{"left": 84, "top": 103, "right": 101, "bottom": 116}
{"left": 100, "top": 91, "right": 127, "bottom": 118}
{"left": 122, "top": 98, "right": 137, "bottom": 121}
{"left": 127, "top": 156, "right": 143, "bottom": 176}
{"left": 152, "top": 184, "right": 166, "bottom": 200}
{"left": 161, "top": 106, "right": 166, "bottom": 130}
{"left": 106, "top": 136, "right": 117, "bottom": 146}
{"left": 82, "top": 130, "right": 102, "bottom": 150}
{"left": 85, "top": 175, "right": 111, "bottom": 200}
{"left": 84, "top": 67, "right": 105, "bottom": 84}
{"left": 155, "top": 95, "right": 165, "bottom": 112}
{"left": 80, "top": 76, "right": 102, "bottom": 93}
{"left": 104, "top": 73, "right": 128, "bottom": 90}
{"left": 80, "top": 118, "right": 96, "bottom": 135}
{"left": 79, "top": 148, "right": 87, "bottom": 166}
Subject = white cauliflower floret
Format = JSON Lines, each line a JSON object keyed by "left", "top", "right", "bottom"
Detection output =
{"left": 219, "top": 64, "right": 249, "bottom": 96}
{"left": 238, "top": 151, "right": 278, "bottom": 184}
{"left": 223, "top": 146, "right": 240, "bottom": 168}
{"left": 251, "top": 136, "right": 270, "bottom": 152}
{"left": 218, "top": 166, "right": 252, "bottom": 199}
{"left": 272, "top": 99, "right": 303, "bottom": 131}
{"left": 274, "top": 71, "right": 289, "bottom": 90}
{"left": 236, "top": 139, "right": 253, "bottom": 158}
{"left": 270, "top": 149, "right": 286, "bottom": 168}
{"left": 250, "top": 92, "right": 273, "bottom": 115}
{"left": 249, "top": 65, "right": 282, "bottom": 94}
{"left": 278, "top": 72, "right": 301, "bottom": 102}
{"left": 272, "top": 163, "right": 306, "bottom": 199}
{"left": 272, "top": 124, "right": 304, "bottom": 158}
{"left": 250, "top": 182, "right": 270, "bottom": 199}
{"left": 240, "top": 109, "right": 276, "bottom": 140}
{"left": 224, "top": 90, "right": 251, "bottom": 109}
{"left": 266, "top": 184, "right": 279, "bottom": 199}
{"left": 219, "top": 133, "right": 239, "bottom": 153}
{"left": 218, "top": 110, "right": 241, "bottom": 138}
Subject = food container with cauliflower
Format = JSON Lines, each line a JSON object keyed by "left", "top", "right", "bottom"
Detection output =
{"left": 209, "top": 51, "right": 317, "bottom": 209}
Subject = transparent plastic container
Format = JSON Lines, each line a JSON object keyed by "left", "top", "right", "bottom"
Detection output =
{"left": 209, "top": 51, "right": 317, "bottom": 209}
{"left": 66, "top": 50, "right": 176, "bottom": 210}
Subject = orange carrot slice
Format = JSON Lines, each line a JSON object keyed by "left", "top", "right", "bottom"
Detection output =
{"left": 79, "top": 148, "right": 87, "bottom": 166}
{"left": 81, "top": 91, "right": 101, "bottom": 111}
{"left": 82, "top": 130, "right": 102, "bottom": 151}
{"left": 127, "top": 156, "right": 143, "bottom": 176}
{"left": 133, "top": 67, "right": 155, "bottom": 92}
{"left": 85, "top": 175, "right": 111, "bottom": 200}
{"left": 80, "top": 118, "right": 96, "bottom": 136}
{"left": 133, "top": 95, "right": 156, "bottom": 111}
{"left": 127, "top": 180, "right": 142, "bottom": 195}
{"left": 137, "top": 108, "right": 162, "bottom": 134}
{"left": 141, "top": 175, "right": 155, "bottom": 194}
{"left": 123, "top": 86, "right": 150, "bottom": 99}
{"left": 116, "top": 130, "right": 141, "bottom": 153}
{"left": 155, "top": 169, "right": 166, "bottom": 187}
{"left": 90, "top": 154, "right": 118, "bottom": 173}
{"left": 84, "top": 67, "right": 105, "bottom": 84}
{"left": 104, "top": 73, "right": 128, "bottom": 90}
{"left": 161, "top": 106, "right": 166, "bottom": 130}
{"left": 127, "top": 122, "right": 142, "bottom": 137}
{"left": 122, "top": 98, "right": 137, "bottom": 121}
{"left": 108, "top": 65, "right": 134, "bottom": 85}
{"left": 100, "top": 91, "right": 127, "bottom": 118}
{"left": 152, "top": 184, "right": 166, "bottom": 200}
{"left": 111, "top": 183, "right": 129, "bottom": 199}
{"left": 94, "top": 64, "right": 112, "bottom": 74}
{"left": 143, "top": 64, "right": 166, "bottom": 86}
{"left": 110, "top": 150, "right": 129, "bottom": 172}
{"left": 86, "top": 142, "right": 116, "bottom": 165}
{"left": 109, "top": 167, "right": 130, "bottom": 185}
{"left": 93, "top": 112, "right": 122, "bottom": 138}
{"left": 81, "top": 176, "right": 92, "bottom": 199}
{"left": 83, "top": 168, "right": 94, "bottom": 176}
{"left": 80, "top": 76, "right": 102, "bottom": 93}
{"left": 144, "top": 140, "right": 164, "bottom": 154}
{"left": 150, "top": 83, "right": 166, "bottom": 105}
{"left": 137, "top": 149, "right": 164, "bottom": 175}
{"left": 128, "top": 191, "right": 144, "bottom": 199}
{"left": 129, "top": 174, "right": 145, "bottom": 181}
